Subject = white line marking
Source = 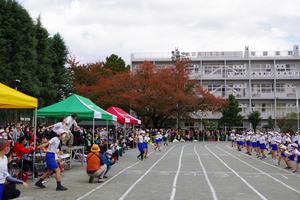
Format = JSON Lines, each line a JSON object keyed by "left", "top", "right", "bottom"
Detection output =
{"left": 194, "top": 145, "right": 218, "bottom": 200}
{"left": 170, "top": 145, "right": 186, "bottom": 200}
{"left": 217, "top": 146, "right": 300, "bottom": 195}
{"left": 76, "top": 150, "right": 156, "bottom": 200}
{"left": 281, "top": 175, "right": 289, "bottom": 179}
{"left": 225, "top": 145, "right": 300, "bottom": 178}
{"left": 205, "top": 145, "right": 268, "bottom": 200}
{"left": 118, "top": 145, "right": 176, "bottom": 200}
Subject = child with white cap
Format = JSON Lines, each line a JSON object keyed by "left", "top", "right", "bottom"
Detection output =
{"left": 245, "top": 132, "right": 252, "bottom": 155}
{"left": 137, "top": 132, "right": 145, "bottom": 160}
{"left": 292, "top": 143, "right": 300, "bottom": 173}
{"left": 35, "top": 128, "right": 68, "bottom": 191}
{"left": 259, "top": 133, "right": 267, "bottom": 159}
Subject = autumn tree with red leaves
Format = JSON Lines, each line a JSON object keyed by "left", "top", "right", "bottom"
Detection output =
{"left": 69, "top": 58, "right": 226, "bottom": 128}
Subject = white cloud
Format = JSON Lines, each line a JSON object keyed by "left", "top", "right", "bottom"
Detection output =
{"left": 18, "top": 0, "right": 300, "bottom": 63}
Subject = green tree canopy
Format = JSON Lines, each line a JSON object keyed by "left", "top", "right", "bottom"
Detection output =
{"left": 248, "top": 111, "right": 262, "bottom": 133}
{"left": 220, "top": 94, "right": 243, "bottom": 130}
{"left": 104, "top": 54, "right": 129, "bottom": 74}
{"left": 0, "top": 0, "right": 73, "bottom": 107}
{"left": 263, "top": 115, "right": 274, "bottom": 130}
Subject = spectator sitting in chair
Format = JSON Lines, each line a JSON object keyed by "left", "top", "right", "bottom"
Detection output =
{"left": 86, "top": 144, "right": 107, "bottom": 183}
{"left": 12, "top": 136, "right": 37, "bottom": 180}
{"left": 0, "top": 138, "right": 28, "bottom": 200}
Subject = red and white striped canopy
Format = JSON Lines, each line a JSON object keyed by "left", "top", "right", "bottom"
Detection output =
{"left": 106, "top": 106, "right": 141, "bottom": 125}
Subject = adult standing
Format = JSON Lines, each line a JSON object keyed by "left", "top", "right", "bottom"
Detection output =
{"left": 63, "top": 113, "right": 79, "bottom": 147}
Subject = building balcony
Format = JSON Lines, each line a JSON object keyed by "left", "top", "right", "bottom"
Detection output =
{"left": 276, "top": 71, "right": 300, "bottom": 78}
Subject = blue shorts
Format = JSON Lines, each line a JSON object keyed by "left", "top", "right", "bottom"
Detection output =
{"left": 252, "top": 142, "right": 257, "bottom": 148}
{"left": 143, "top": 142, "right": 148, "bottom": 149}
{"left": 288, "top": 155, "right": 295, "bottom": 161}
{"left": 0, "top": 184, "right": 4, "bottom": 200}
{"left": 138, "top": 143, "right": 144, "bottom": 152}
{"left": 281, "top": 152, "right": 286, "bottom": 158}
{"left": 155, "top": 139, "right": 160, "bottom": 144}
{"left": 246, "top": 141, "right": 251, "bottom": 146}
{"left": 272, "top": 144, "right": 278, "bottom": 151}
{"left": 256, "top": 141, "right": 260, "bottom": 147}
{"left": 260, "top": 143, "right": 266, "bottom": 150}
{"left": 45, "top": 152, "right": 58, "bottom": 171}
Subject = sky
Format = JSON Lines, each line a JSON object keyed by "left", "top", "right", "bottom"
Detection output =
{"left": 18, "top": 0, "right": 300, "bottom": 64}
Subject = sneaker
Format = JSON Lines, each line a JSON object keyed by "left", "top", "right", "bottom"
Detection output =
{"left": 103, "top": 176, "right": 108, "bottom": 179}
{"left": 35, "top": 181, "right": 46, "bottom": 189}
{"left": 89, "top": 176, "right": 94, "bottom": 183}
{"left": 56, "top": 185, "right": 68, "bottom": 191}
{"left": 293, "top": 170, "right": 299, "bottom": 173}
{"left": 285, "top": 166, "right": 292, "bottom": 170}
{"left": 98, "top": 178, "right": 105, "bottom": 183}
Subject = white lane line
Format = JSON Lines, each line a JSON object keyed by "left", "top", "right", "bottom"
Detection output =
{"left": 225, "top": 145, "right": 300, "bottom": 178}
{"left": 194, "top": 145, "right": 218, "bottom": 200}
{"left": 170, "top": 145, "right": 186, "bottom": 200}
{"left": 118, "top": 145, "right": 176, "bottom": 200}
{"left": 281, "top": 175, "right": 289, "bottom": 179}
{"left": 76, "top": 150, "right": 156, "bottom": 200}
{"left": 205, "top": 145, "right": 268, "bottom": 200}
{"left": 217, "top": 146, "right": 300, "bottom": 195}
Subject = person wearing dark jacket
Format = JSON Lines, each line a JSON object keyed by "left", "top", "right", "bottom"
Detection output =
{"left": 100, "top": 149, "right": 115, "bottom": 178}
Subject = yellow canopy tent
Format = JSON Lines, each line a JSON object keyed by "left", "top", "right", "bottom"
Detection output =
{"left": 0, "top": 82, "right": 38, "bottom": 179}
{"left": 0, "top": 83, "right": 37, "bottom": 108}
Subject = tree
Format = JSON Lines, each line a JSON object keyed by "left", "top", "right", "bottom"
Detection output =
{"left": 0, "top": 0, "right": 38, "bottom": 96}
{"left": 34, "top": 16, "right": 56, "bottom": 106}
{"left": 220, "top": 94, "right": 243, "bottom": 130}
{"left": 276, "top": 112, "right": 298, "bottom": 132}
{"left": 49, "top": 33, "right": 73, "bottom": 99}
{"left": 263, "top": 116, "right": 274, "bottom": 130}
{"left": 0, "top": 0, "right": 72, "bottom": 107}
{"left": 104, "top": 54, "right": 129, "bottom": 74}
{"left": 248, "top": 111, "right": 262, "bottom": 133}
{"left": 71, "top": 59, "right": 226, "bottom": 128}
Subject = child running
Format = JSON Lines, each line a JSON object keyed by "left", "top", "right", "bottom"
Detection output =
{"left": 35, "top": 128, "right": 68, "bottom": 191}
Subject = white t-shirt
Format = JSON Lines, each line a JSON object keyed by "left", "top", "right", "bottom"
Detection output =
{"left": 52, "top": 122, "right": 65, "bottom": 134}
{"left": 144, "top": 136, "right": 150, "bottom": 143}
{"left": 138, "top": 135, "right": 143, "bottom": 143}
{"left": 47, "top": 137, "right": 60, "bottom": 153}
{"left": 65, "top": 116, "right": 78, "bottom": 131}
{"left": 0, "top": 155, "right": 9, "bottom": 184}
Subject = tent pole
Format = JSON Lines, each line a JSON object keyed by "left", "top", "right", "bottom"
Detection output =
{"left": 123, "top": 124, "right": 126, "bottom": 140}
{"left": 92, "top": 118, "right": 95, "bottom": 144}
{"left": 32, "top": 108, "right": 37, "bottom": 180}
{"left": 106, "top": 120, "right": 109, "bottom": 150}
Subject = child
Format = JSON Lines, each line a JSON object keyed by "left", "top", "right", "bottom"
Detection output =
{"left": 35, "top": 129, "right": 68, "bottom": 191}
{"left": 292, "top": 143, "right": 300, "bottom": 173}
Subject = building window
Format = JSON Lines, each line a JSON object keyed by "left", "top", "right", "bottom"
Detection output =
{"left": 263, "top": 51, "right": 268, "bottom": 56}
{"left": 262, "top": 103, "right": 266, "bottom": 112}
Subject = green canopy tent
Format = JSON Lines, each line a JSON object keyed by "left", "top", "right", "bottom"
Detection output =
{"left": 37, "top": 94, "right": 117, "bottom": 142}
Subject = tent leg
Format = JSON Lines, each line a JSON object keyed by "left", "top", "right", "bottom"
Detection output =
{"left": 92, "top": 118, "right": 95, "bottom": 144}
{"left": 32, "top": 109, "right": 37, "bottom": 180}
{"left": 123, "top": 124, "right": 126, "bottom": 140}
{"left": 106, "top": 120, "right": 109, "bottom": 150}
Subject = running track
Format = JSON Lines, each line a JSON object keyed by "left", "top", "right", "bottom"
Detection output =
{"left": 20, "top": 143, "right": 300, "bottom": 200}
